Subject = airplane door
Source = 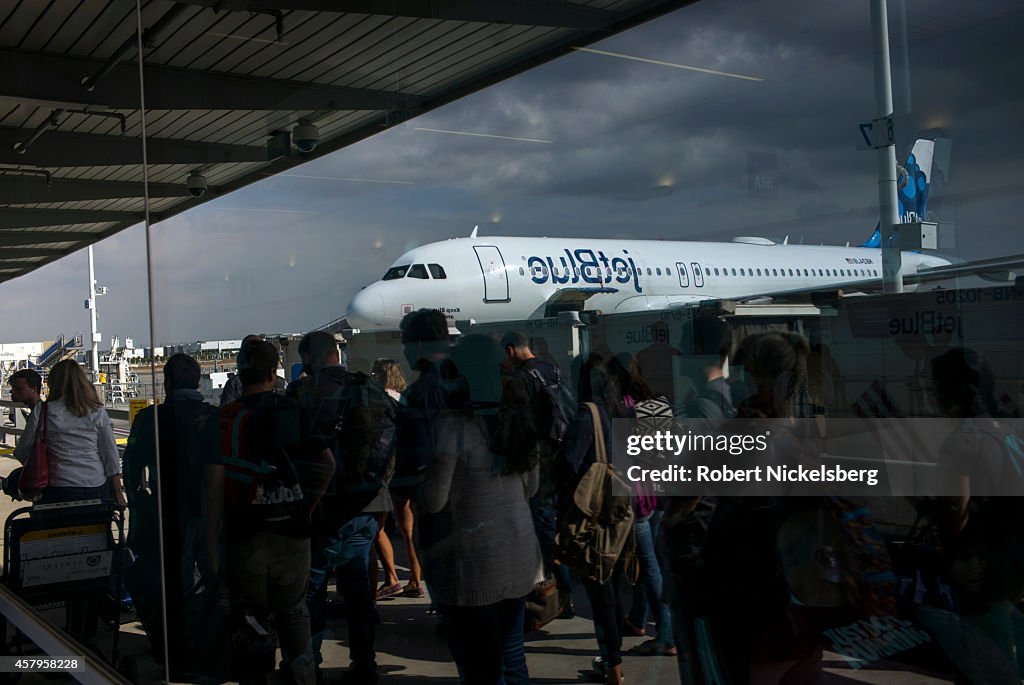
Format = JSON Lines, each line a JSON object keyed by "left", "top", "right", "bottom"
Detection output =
{"left": 691, "top": 262, "right": 704, "bottom": 287}
{"left": 676, "top": 262, "right": 689, "bottom": 287}
{"left": 473, "top": 245, "right": 510, "bottom": 302}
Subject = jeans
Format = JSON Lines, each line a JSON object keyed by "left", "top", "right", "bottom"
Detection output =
{"left": 628, "top": 513, "right": 674, "bottom": 646}
{"left": 442, "top": 597, "right": 530, "bottom": 685}
{"left": 530, "top": 494, "right": 572, "bottom": 595}
{"left": 307, "top": 513, "right": 379, "bottom": 673}
{"left": 583, "top": 567, "right": 625, "bottom": 667}
{"left": 226, "top": 532, "right": 314, "bottom": 685}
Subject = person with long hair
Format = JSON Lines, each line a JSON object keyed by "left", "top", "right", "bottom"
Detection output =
{"left": 418, "top": 334, "right": 541, "bottom": 684}
{"left": 369, "top": 358, "right": 408, "bottom": 599}
{"left": 564, "top": 360, "right": 633, "bottom": 685}
{"left": 16, "top": 359, "right": 125, "bottom": 507}
{"left": 608, "top": 354, "right": 677, "bottom": 657}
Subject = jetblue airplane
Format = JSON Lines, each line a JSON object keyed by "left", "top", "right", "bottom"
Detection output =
{"left": 346, "top": 140, "right": 950, "bottom": 330}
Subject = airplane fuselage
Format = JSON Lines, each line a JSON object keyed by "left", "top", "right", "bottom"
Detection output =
{"left": 346, "top": 236, "right": 951, "bottom": 329}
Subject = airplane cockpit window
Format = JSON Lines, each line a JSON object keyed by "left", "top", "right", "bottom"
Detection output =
{"left": 382, "top": 265, "right": 409, "bottom": 280}
{"left": 428, "top": 264, "right": 447, "bottom": 279}
{"left": 408, "top": 264, "right": 429, "bottom": 279}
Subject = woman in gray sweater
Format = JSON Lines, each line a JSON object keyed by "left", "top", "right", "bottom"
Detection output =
{"left": 420, "top": 409, "right": 542, "bottom": 685}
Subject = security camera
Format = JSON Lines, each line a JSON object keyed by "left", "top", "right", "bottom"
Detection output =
{"left": 292, "top": 122, "right": 319, "bottom": 153}
{"left": 186, "top": 171, "right": 207, "bottom": 198}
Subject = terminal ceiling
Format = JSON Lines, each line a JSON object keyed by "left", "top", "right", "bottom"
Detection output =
{"left": 0, "top": 0, "right": 691, "bottom": 284}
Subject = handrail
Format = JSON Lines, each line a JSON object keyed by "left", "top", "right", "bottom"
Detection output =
{"left": 0, "top": 584, "right": 131, "bottom": 684}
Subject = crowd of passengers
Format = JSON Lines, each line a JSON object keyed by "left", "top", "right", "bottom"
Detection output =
{"left": 4, "top": 308, "right": 1024, "bottom": 685}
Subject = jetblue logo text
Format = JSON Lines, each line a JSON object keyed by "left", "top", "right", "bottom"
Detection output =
{"left": 526, "top": 249, "right": 642, "bottom": 293}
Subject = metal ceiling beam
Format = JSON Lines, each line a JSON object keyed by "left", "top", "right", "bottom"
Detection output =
{"left": 174, "top": 0, "right": 618, "bottom": 28}
{"left": 0, "top": 260, "right": 45, "bottom": 269}
{"left": 0, "top": 48, "right": 422, "bottom": 111}
{"left": 0, "top": 247, "right": 69, "bottom": 257}
{"left": 0, "top": 176, "right": 197, "bottom": 203}
{"left": 0, "top": 208, "right": 143, "bottom": 229}
{"left": 0, "top": 231, "right": 87, "bottom": 246}
{"left": 0, "top": 127, "right": 266, "bottom": 167}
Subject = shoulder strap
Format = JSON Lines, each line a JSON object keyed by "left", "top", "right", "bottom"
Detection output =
{"left": 39, "top": 402, "right": 48, "bottom": 441}
{"left": 583, "top": 402, "right": 607, "bottom": 465}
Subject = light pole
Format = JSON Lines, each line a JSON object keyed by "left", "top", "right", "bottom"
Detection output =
{"left": 871, "top": 0, "right": 903, "bottom": 294}
{"left": 86, "top": 245, "right": 109, "bottom": 381}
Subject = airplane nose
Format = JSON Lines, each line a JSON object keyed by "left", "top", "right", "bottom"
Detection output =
{"left": 346, "top": 289, "right": 384, "bottom": 328}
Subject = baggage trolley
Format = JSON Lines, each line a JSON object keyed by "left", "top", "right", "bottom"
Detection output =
{"left": 1, "top": 500, "right": 126, "bottom": 675}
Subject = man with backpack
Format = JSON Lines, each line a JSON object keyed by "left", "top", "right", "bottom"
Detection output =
{"left": 205, "top": 340, "right": 335, "bottom": 685}
{"left": 295, "top": 330, "right": 397, "bottom": 685}
{"left": 498, "top": 331, "right": 575, "bottom": 617}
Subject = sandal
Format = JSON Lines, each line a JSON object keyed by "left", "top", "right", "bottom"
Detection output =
{"left": 401, "top": 583, "right": 426, "bottom": 598}
{"left": 375, "top": 582, "right": 402, "bottom": 600}
{"left": 622, "top": 617, "right": 646, "bottom": 637}
{"left": 629, "top": 639, "right": 678, "bottom": 657}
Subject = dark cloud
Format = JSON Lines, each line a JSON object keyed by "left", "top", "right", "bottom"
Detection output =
{"left": 2, "top": 1, "right": 1022, "bottom": 344}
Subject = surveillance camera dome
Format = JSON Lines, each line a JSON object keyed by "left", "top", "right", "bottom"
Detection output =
{"left": 186, "top": 172, "right": 207, "bottom": 198}
{"left": 293, "top": 123, "right": 319, "bottom": 153}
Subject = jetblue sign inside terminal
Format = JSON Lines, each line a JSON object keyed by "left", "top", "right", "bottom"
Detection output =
{"left": 526, "top": 248, "right": 643, "bottom": 293}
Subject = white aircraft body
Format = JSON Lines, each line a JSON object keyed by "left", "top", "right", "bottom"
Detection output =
{"left": 345, "top": 235, "right": 950, "bottom": 330}
{"left": 346, "top": 140, "right": 950, "bottom": 330}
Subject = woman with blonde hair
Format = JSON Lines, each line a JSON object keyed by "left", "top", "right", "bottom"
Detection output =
{"left": 16, "top": 359, "right": 125, "bottom": 507}
{"left": 369, "top": 358, "right": 421, "bottom": 598}
{"left": 372, "top": 358, "right": 407, "bottom": 401}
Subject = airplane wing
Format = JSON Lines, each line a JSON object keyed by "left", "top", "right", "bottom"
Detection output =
{"left": 545, "top": 286, "right": 619, "bottom": 305}
{"left": 906, "top": 253, "right": 1024, "bottom": 286}
{"left": 541, "top": 286, "right": 619, "bottom": 316}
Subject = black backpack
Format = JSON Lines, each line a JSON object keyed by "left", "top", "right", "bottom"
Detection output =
{"left": 329, "top": 371, "right": 397, "bottom": 517}
{"left": 525, "top": 364, "right": 574, "bottom": 444}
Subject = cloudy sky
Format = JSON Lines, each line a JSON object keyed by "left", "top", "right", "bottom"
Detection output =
{"left": 2, "top": 0, "right": 1022, "bottom": 346}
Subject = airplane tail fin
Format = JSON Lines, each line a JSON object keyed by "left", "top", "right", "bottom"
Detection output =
{"left": 859, "top": 138, "right": 936, "bottom": 247}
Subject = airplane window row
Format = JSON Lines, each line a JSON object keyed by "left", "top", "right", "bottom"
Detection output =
{"left": 700, "top": 266, "right": 879, "bottom": 278}
{"left": 517, "top": 263, "right": 881, "bottom": 280}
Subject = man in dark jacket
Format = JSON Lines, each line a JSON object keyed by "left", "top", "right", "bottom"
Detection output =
{"left": 123, "top": 353, "right": 220, "bottom": 677}
{"left": 500, "top": 330, "right": 574, "bottom": 615}
{"left": 296, "top": 331, "right": 395, "bottom": 684}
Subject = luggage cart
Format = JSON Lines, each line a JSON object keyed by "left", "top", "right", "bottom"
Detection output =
{"left": 0, "top": 500, "right": 126, "bottom": 673}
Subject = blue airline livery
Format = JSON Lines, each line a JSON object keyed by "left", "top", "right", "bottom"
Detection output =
{"left": 347, "top": 140, "right": 950, "bottom": 330}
